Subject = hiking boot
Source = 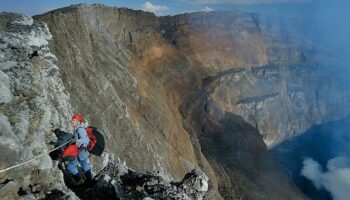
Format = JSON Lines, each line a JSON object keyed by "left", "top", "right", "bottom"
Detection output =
{"left": 72, "top": 173, "right": 85, "bottom": 186}
{"left": 84, "top": 170, "right": 93, "bottom": 180}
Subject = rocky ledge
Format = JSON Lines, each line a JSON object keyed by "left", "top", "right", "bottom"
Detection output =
{"left": 0, "top": 12, "right": 208, "bottom": 200}
{"left": 49, "top": 154, "right": 209, "bottom": 200}
{"left": 0, "top": 12, "right": 74, "bottom": 200}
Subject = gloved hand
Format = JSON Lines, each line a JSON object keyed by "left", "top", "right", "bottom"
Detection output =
{"left": 53, "top": 128, "right": 61, "bottom": 135}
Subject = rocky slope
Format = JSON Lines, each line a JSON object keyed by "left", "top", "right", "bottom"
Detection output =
{"left": 54, "top": 153, "right": 209, "bottom": 200}
{"left": 0, "top": 13, "right": 209, "bottom": 200}
{"left": 1, "top": 3, "right": 350, "bottom": 199}
{"left": 34, "top": 5, "right": 222, "bottom": 199}
{"left": 0, "top": 13, "right": 76, "bottom": 199}
{"left": 160, "top": 11, "right": 350, "bottom": 147}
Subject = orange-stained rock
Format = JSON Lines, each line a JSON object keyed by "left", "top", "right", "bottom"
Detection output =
{"left": 33, "top": 4, "right": 350, "bottom": 199}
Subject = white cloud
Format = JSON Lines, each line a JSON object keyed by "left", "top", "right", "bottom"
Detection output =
{"left": 142, "top": 2, "right": 169, "bottom": 15}
{"left": 189, "top": 0, "right": 312, "bottom": 4}
{"left": 201, "top": 6, "right": 214, "bottom": 12}
{"left": 302, "top": 157, "right": 350, "bottom": 200}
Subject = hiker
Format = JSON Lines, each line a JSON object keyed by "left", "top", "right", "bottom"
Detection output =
{"left": 68, "top": 113, "right": 93, "bottom": 185}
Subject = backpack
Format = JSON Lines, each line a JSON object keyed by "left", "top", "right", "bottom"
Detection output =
{"left": 77, "top": 126, "right": 105, "bottom": 156}
{"left": 85, "top": 127, "right": 105, "bottom": 156}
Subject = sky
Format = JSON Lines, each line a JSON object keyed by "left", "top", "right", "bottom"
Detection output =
{"left": 0, "top": 0, "right": 316, "bottom": 16}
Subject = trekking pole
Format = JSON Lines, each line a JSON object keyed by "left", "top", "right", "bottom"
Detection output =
{"left": 0, "top": 140, "right": 72, "bottom": 173}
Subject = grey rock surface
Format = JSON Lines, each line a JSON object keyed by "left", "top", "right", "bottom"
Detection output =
{"left": 0, "top": 13, "right": 75, "bottom": 199}
{"left": 34, "top": 4, "right": 349, "bottom": 199}
{"left": 60, "top": 153, "right": 208, "bottom": 200}
{"left": 0, "top": 11, "right": 210, "bottom": 200}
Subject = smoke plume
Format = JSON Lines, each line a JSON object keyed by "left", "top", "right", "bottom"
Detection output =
{"left": 302, "top": 157, "right": 350, "bottom": 200}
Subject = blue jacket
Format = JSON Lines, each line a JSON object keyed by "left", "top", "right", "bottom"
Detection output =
{"left": 74, "top": 124, "right": 90, "bottom": 148}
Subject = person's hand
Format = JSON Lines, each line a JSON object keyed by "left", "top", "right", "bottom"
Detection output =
{"left": 53, "top": 128, "right": 61, "bottom": 135}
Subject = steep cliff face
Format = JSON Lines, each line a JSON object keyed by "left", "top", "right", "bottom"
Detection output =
{"left": 35, "top": 4, "right": 202, "bottom": 183}
{"left": 33, "top": 4, "right": 303, "bottom": 199}
{"left": 160, "top": 11, "right": 268, "bottom": 72}
{"left": 2, "top": 3, "right": 349, "bottom": 199}
{"left": 0, "top": 12, "right": 209, "bottom": 200}
{"left": 160, "top": 11, "right": 350, "bottom": 147}
{"left": 0, "top": 13, "right": 76, "bottom": 199}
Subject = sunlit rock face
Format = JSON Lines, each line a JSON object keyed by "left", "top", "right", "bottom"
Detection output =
{"left": 35, "top": 5, "right": 222, "bottom": 199}
{"left": 161, "top": 12, "right": 350, "bottom": 148}
{"left": 0, "top": 3, "right": 347, "bottom": 199}
{"left": 0, "top": 12, "right": 210, "bottom": 200}
{"left": 0, "top": 13, "right": 75, "bottom": 199}
{"left": 160, "top": 11, "right": 269, "bottom": 72}
{"left": 32, "top": 3, "right": 350, "bottom": 199}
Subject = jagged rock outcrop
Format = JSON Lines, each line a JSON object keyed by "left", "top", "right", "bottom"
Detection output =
{"left": 0, "top": 12, "right": 210, "bottom": 200}
{"left": 0, "top": 13, "right": 76, "bottom": 199}
{"left": 87, "top": 154, "right": 208, "bottom": 200}
{"left": 34, "top": 5, "right": 220, "bottom": 198}
{"left": 49, "top": 154, "right": 209, "bottom": 200}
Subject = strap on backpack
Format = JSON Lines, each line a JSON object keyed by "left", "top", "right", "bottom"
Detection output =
{"left": 75, "top": 127, "right": 88, "bottom": 148}
{"left": 75, "top": 127, "right": 83, "bottom": 139}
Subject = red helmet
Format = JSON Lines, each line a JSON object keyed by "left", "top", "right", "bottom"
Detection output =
{"left": 72, "top": 114, "right": 84, "bottom": 122}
